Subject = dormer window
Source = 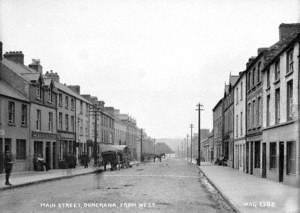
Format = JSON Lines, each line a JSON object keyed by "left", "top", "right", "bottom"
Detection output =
{"left": 36, "top": 85, "right": 41, "bottom": 99}
{"left": 287, "top": 49, "right": 294, "bottom": 74}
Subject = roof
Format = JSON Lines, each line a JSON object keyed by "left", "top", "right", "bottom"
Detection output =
{"left": 44, "top": 80, "right": 91, "bottom": 104}
{"left": 262, "top": 32, "right": 300, "bottom": 72}
{"left": 0, "top": 80, "right": 28, "bottom": 102}
{"left": 1, "top": 58, "right": 41, "bottom": 82}
{"left": 212, "top": 97, "right": 223, "bottom": 111}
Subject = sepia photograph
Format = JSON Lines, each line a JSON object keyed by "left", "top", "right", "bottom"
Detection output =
{"left": 0, "top": 0, "right": 299, "bottom": 212}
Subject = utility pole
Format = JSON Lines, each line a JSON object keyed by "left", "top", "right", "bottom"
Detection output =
{"left": 140, "top": 128, "right": 143, "bottom": 162}
{"left": 190, "top": 124, "right": 193, "bottom": 163}
{"left": 186, "top": 134, "right": 189, "bottom": 161}
{"left": 90, "top": 104, "right": 101, "bottom": 166}
{"left": 154, "top": 138, "right": 156, "bottom": 155}
{"left": 196, "top": 103, "right": 204, "bottom": 166}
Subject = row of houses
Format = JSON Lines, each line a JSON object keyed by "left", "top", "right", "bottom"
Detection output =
{"left": 0, "top": 42, "right": 154, "bottom": 173}
{"left": 208, "top": 23, "right": 300, "bottom": 187}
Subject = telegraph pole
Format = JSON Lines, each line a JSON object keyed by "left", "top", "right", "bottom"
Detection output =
{"left": 186, "top": 134, "right": 189, "bottom": 161}
{"left": 190, "top": 124, "right": 193, "bottom": 163}
{"left": 196, "top": 103, "right": 204, "bottom": 166}
{"left": 140, "top": 128, "right": 143, "bottom": 162}
{"left": 153, "top": 138, "right": 156, "bottom": 155}
{"left": 90, "top": 104, "right": 101, "bottom": 166}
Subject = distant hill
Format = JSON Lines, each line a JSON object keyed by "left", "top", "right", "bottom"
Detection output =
{"left": 155, "top": 142, "right": 174, "bottom": 154}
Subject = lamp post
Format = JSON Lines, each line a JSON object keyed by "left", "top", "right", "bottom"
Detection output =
{"left": 89, "top": 104, "right": 101, "bottom": 166}
{"left": 196, "top": 103, "right": 204, "bottom": 166}
{"left": 186, "top": 134, "right": 189, "bottom": 161}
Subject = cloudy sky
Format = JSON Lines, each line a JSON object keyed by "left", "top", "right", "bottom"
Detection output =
{"left": 1, "top": 0, "right": 299, "bottom": 139}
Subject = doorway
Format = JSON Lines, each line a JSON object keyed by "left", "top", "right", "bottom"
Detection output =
{"left": 0, "top": 138, "right": 3, "bottom": 173}
{"left": 250, "top": 142, "right": 253, "bottom": 175}
{"left": 46, "top": 142, "right": 51, "bottom": 170}
{"left": 52, "top": 142, "right": 56, "bottom": 169}
{"left": 262, "top": 143, "right": 266, "bottom": 178}
{"left": 279, "top": 142, "right": 284, "bottom": 182}
{"left": 246, "top": 142, "right": 249, "bottom": 173}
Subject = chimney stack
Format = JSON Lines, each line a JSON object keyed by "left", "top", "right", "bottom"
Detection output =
{"left": 3, "top": 51, "right": 24, "bottom": 64}
{"left": 279, "top": 23, "right": 300, "bottom": 41}
{"left": 44, "top": 70, "right": 60, "bottom": 83}
{"left": 28, "top": 59, "right": 43, "bottom": 73}
{"left": 257, "top": 47, "right": 268, "bottom": 55}
{"left": 68, "top": 85, "right": 81, "bottom": 94}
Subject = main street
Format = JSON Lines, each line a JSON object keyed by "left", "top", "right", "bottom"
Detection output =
{"left": 0, "top": 158, "right": 234, "bottom": 213}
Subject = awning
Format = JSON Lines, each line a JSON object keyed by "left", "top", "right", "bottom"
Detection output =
{"left": 100, "top": 144, "right": 128, "bottom": 153}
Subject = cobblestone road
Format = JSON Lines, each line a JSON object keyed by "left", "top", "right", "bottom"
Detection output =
{"left": 0, "top": 158, "right": 234, "bottom": 213}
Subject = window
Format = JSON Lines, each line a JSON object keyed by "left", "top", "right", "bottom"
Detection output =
{"left": 257, "top": 62, "right": 261, "bottom": 83}
{"left": 266, "top": 95, "right": 270, "bottom": 127}
{"left": 36, "top": 85, "right": 41, "bottom": 99}
{"left": 86, "top": 103, "right": 89, "bottom": 115}
{"left": 59, "top": 112, "right": 63, "bottom": 130}
{"left": 270, "top": 143, "right": 277, "bottom": 169}
{"left": 65, "top": 114, "right": 69, "bottom": 131}
{"left": 80, "top": 101, "right": 83, "bottom": 114}
{"left": 236, "top": 88, "right": 239, "bottom": 104}
{"left": 48, "top": 112, "right": 53, "bottom": 132}
{"left": 252, "top": 100, "right": 255, "bottom": 128}
{"left": 266, "top": 68, "right": 270, "bottom": 88}
{"left": 36, "top": 110, "right": 41, "bottom": 130}
{"left": 21, "top": 104, "right": 27, "bottom": 126}
{"left": 252, "top": 68, "right": 255, "bottom": 87}
{"left": 240, "top": 82, "right": 243, "bottom": 100}
{"left": 16, "top": 139, "right": 26, "bottom": 159}
{"left": 287, "top": 80, "right": 293, "bottom": 121}
{"left": 275, "top": 88, "right": 280, "bottom": 124}
{"left": 287, "top": 141, "right": 296, "bottom": 174}
{"left": 58, "top": 93, "right": 62, "bottom": 107}
{"left": 71, "top": 98, "right": 75, "bottom": 111}
{"left": 8, "top": 101, "right": 15, "bottom": 124}
{"left": 247, "top": 72, "right": 251, "bottom": 90}
{"left": 257, "top": 97, "right": 261, "bottom": 126}
{"left": 240, "top": 112, "right": 243, "bottom": 136}
{"left": 287, "top": 49, "right": 294, "bottom": 73}
{"left": 275, "top": 60, "right": 280, "bottom": 81}
{"left": 48, "top": 87, "right": 53, "bottom": 103}
{"left": 236, "top": 114, "right": 238, "bottom": 137}
{"left": 254, "top": 141, "right": 260, "bottom": 168}
{"left": 71, "top": 116, "right": 75, "bottom": 132}
{"left": 65, "top": 96, "right": 69, "bottom": 109}
{"left": 247, "top": 103, "right": 251, "bottom": 129}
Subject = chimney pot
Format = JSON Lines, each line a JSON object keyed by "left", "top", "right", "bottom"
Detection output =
{"left": 4, "top": 51, "right": 24, "bottom": 64}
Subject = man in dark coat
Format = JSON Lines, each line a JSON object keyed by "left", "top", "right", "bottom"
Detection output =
{"left": 4, "top": 150, "right": 13, "bottom": 185}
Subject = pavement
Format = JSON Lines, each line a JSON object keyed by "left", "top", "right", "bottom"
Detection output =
{"left": 0, "top": 161, "right": 138, "bottom": 191}
{"left": 0, "top": 158, "right": 235, "bottom": 213}
{"left": 198, "top": 162, "right": 299, "bottom": 213}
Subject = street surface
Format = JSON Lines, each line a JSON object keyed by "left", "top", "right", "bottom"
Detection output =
{"left": 0, "top": 158, "right": 234, "bottom": 213}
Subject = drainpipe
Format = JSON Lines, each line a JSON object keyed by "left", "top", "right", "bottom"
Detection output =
{"left": 298, "top": 41, "right": 300, "bottom": 177}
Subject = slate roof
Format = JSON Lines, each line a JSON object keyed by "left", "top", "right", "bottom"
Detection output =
{"left": 0, "top": 80, "right": 28, "bottom": 102}
{"left": 1, "top": 58, "right": 41, "bottom": 82}
{"left": 262, "top": 32, "right": 300, "bottom": 72}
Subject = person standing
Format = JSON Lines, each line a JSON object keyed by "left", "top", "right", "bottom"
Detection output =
{"left": 4, "top": 150, "right": 13, "bottom": 185}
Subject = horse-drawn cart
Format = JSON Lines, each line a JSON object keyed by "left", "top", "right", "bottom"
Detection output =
{"left": 100, "top": 144, "right": 130, "bottom": 171}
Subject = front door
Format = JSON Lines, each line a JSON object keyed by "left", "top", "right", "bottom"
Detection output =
{"left": 262, "top": 143, "right": 266, "bottom": 178}
{"left": 46, "top": 142, "right": 51, "bottom": 170}
{"left": 279, "top": 142, "right": 284, "bottom": 182}
{"left": 52, "top": 142, "right": 56, "bottom": 169}
{"left": 250, "top": 142, "right": 253, "bottom": 175}
{"left": 0, "top": 138, "right": 3, "bottom": 173}
{"left": 246, "top": 142, "right": 249, "bottom": 173}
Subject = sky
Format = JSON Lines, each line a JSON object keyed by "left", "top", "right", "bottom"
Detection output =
{"left": 0, "top": 0, "right": 299, "bottom": 139}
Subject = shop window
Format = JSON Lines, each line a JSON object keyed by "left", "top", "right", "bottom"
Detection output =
{"left": 287, "top": 141, "right": 296, "bottom": 174}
